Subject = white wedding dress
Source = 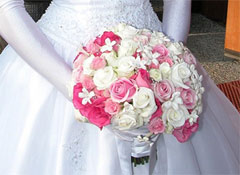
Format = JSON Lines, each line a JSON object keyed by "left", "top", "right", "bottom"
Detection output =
{"left": 0, "top": 0, "right": 239, "bottom": 175}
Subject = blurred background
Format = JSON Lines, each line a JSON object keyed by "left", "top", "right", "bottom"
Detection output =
{"left": 0, "top": 0, "right": 239, "bottom": 110}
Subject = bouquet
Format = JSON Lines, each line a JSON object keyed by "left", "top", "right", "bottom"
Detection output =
{"left": 70, "top": 23, "right": 204, "bottom": 143}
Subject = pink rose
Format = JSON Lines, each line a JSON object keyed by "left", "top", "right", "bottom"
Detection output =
{"left": 104, "top": 98, "right": 121, "bottom": 115}
{"left": 148, "top": 117, "right": 165, "bottom": 134}
{"left": 110, "top": 78, "right": 137, "bottom": 103}
{"left": 73, "top": 52, "right": 88, "bottom": 69}
{"left": 151, "top": 98, "right": 163, "bottom": 120}
{"left": 180, "top": 88, "right": 197, "bottom": 109}
{"left": 173, "top": 119, "right": 199, "bottom": 143}
{"left": 182, "top": 51, "right": 197, "bottom": 65}
{"left": 94, "top": 88, "right": 110, "bottom": 98}
{"left": 90, "top": 57, "right": 106, "bottom": 70}
{"left": 159, "top": 56, "right": 173, "bottom": 67}
{"left": 153, "top": 44, "right": 169, "bottom": 60}
{"left": 84, "top": 39, "right": 101, "bottom": 56}
{"left": 81, "top": 75, "right": 95, "bottom": 90}
{"left": 135, "top": 69, "right": 152, "bottom": 88}
{"left": 148, "top": 62, "right": 159, "bottom": 69}
{"left": 73, "top": 83, "right": 87, "bottom": 110}
{"left": 154, "top": 80, "right": 175, "bottom": 102}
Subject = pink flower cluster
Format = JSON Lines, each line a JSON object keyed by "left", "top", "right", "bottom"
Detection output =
{"left": 71, "top": 24, "right": 203, "bottom": 143}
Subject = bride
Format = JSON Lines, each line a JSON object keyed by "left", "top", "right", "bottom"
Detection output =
{"left": 0, "top": 0, "right": 239, "bottom": 174}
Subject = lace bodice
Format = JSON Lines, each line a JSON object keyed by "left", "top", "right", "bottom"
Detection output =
{"left": 38, "top": 0, "right": 162, "bottom": 48}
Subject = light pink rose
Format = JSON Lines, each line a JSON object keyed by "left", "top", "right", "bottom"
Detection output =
{"left": 154, "top": 80, "right": 175, "bottom": 102}
{"left": 153, "top": 44, "right": 169, "bottom": 60}
{"left": 173, "top": 119, "right": 199, "bottom": 143}
{"left": 135, "top": 69, "right": 152, "bottom": 88}
{"left": 73, "top": 53, "right": 88, "bottom": 69}
{"left": 104, "top": 98, "right": 121, "bottom": 115}
{"left": 84, "top": 39, "right": 101, "bottom": 56}
{"left": 180, "top": 88, "right": 197, "bottom": 109}
{"left": 72, "top": 67, "right": 83, "bottom": 83}
{"left": 182, "top": 51, "right": 197, "bottom": 65}
{"left": 90, "top": 57, "right": 106, "bottom": 70}
{"left": 81, "top": 75, "right": 95, "bottom": 90}
{"left": 148, "top": 117, "right": 165, "bottom": 134}
{"left": 110, "top": 78, "right": 137, "bottom": 103}
{"left": 94, "top": 88, "right": 110, "bottom": 98}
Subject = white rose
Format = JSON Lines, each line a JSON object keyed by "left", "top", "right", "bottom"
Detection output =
{"left": 93, "top": 66, "right": 117, "bottom": 90}
{"left": 133, "top": 87, "right": 157, "bottom": 121}
{"left": 159, "top": 62, "right": 171, "bottom": 79}
{"left": 102, "top": 51, "right": 118, "bottom": 67}
{"left": 171, "top": 62, "right": 191, "bottom": 89}
{"left": 162, "top": 92, "right": 189, "bottom": 128}
{"left": 118, "top": 39, "right": 139, "bottom": 57}
{"left": 114, "top": 24, "right": 138, "bottom": 39}
{"left": 150, "top": 69, "right": 162, "bottom": 82}
{"left": 117, "top": 56, "right": 136, "bottom": 77}
{"left": 167, "top": 42, "right": 184, "bottom": 55}
{"left": 83, "top": 55, "right": 95, "bottom": 76}
{"left": 74, "top": 109, "right": 88, "bottom": 122}
{"left": 112, "top": 103, "right": 143, "bottom": 130}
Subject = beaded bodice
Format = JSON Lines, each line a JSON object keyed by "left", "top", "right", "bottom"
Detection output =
{"left": 38, "top": 0, "right": 162, "bottom": 48}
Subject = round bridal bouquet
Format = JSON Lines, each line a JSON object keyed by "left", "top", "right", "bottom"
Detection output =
{"left": 70, "top": 23, "right": 204, "bottom": 143}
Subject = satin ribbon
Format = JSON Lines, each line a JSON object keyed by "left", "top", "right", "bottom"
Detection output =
{"left": 106, "top": 126, "right": 160, "bottom": 175}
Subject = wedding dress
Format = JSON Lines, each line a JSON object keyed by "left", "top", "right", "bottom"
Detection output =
{"left": 0, "top": 0, "right": 239, "bottom": 174}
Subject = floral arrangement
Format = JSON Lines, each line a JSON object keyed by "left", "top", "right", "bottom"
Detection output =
{"left": 70, "top": 23, "right": 204, "bottom": 143}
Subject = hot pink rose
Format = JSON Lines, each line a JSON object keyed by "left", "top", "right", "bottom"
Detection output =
{"left": 84, "top": 39, "right": 101, "bottom": 56}
{"left": 180, "top": 88, "right": 197, "bottom": 109}
{"left": 148, "top": 117, "right": 165, "bottom": 134}
{"left": 173, "top": 119, "right": 199, "bottom": 143}
{"left": 104, "top": 98, "right": 121, "bottom": 115}
{"left": 95, "top": 31, "right": 121, "bottom": 52}
{"left": 135, "top": 69, "right": 152, "bottom": 88}
{"left": 153, "top": 44, "right": 169, "bottom": 60}
{"left": 90, "top": 57, "right": 106, "bottom": 70}
{"left": 73, "top": 83, "right": 87, "bottom": 110}
{"left": 84, "top": 97, "right": 111, "bottom": 129}
{"left": 154, "top": 80, "right": 175, "bottom": 102}
{"left": 73, "top": 52, "right": 88, "bottom": 69}
{"left": 151, "top": 98, "right": 163, "bottom": 120}
{"left": 182, "top": 51, "right": 197, "bottom": 65}
{"left": 81, "top": 75, "right": 95, "bottom": 90}
{"left": 110, "top": 78, "right": 137, "bottom": 103}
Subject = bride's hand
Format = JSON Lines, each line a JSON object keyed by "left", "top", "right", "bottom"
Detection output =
{"left": 162, "top": 0, "right": 192, "bottom": 44}
{"left": 0, "top": 0, "right": 73, "bottom": 101}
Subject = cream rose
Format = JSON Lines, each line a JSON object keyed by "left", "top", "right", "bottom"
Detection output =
{"left": 102, "top": 51, "right": 118, "bottom": 67}
{"left": 83, "top": 55, "right": 95, "bottom": 76}
{"left": 167, "top": 42, "right": 184, "bottom": 55}
{"left": 112, "top": 103, "right": 143, "bottom": 130}
{"left": 93, "top": 66, "right": 117, "bottom": 90}
{"left": 171, "top": 62, "right": 191, "bottom": 89}
{"left": 162, "top": 104, "right": 189, "bottom": 128}
{"left": 149, "top": 69, "right": 162, "bottom": 82}
{"left": 117, "top": 56, "right": 136, "bottom": 77}
{"left": 159, "top": 62, "right": 171, "bottom": 79}
{"left": 133, "top": 87, "right": 157, "bottom": 121}
{"left": 118, "top": 39, "right": 139, "bottom": 57}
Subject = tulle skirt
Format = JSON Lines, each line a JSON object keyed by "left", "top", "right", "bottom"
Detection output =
{"left": 0, "top": 22, "right": 239, "bottom": 175}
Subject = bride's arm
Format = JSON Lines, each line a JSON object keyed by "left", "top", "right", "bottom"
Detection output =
{"left": 0, "top": 0, "right": 72, "bottom": 100}
{"left": 162, "top": 0, "right": 192, "bottom": 43}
